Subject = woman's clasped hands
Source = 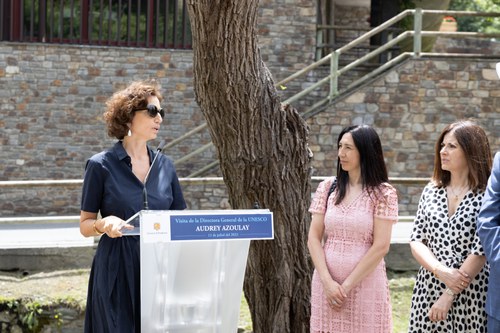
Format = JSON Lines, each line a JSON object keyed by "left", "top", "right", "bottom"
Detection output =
{"left": 440, "top": 267, "right": 471, "bottom": 294}
{"left": 429, "top": 292, "right": 454, "bottom": 322}
{"left": 428, "top": 266, "right": 471, "bottom": 322}
{"left": 323, "top": 278, "right": 348, "bottom": 311}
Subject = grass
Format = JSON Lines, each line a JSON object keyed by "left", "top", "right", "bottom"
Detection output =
{"left": 389, "top": 271, "right": 415, "bottom": 333}
{"left": 239, "top": 294, "right": 253, "bottom": 332}
{"left": 238, "top": 271, "right": 416, "bottom": 333}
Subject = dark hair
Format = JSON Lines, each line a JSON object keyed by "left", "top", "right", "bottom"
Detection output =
{"left": 432, "top": 120, "right": 492, "bottom": 191}
{"left": 103, "top": 79, "right": 163, "bottom": 139}
{"left": 334, "top": 125, "right": 389, "bottom": 204}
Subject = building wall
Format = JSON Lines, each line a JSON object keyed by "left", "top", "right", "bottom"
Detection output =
{"left": 2, "top": 2, "right": 499, "bottom": 218}
{"left": 308, "top": 56, "right": 500, "bottom": 215}
{"left": 0, "top": 1, "right": 318, "bottom": 216}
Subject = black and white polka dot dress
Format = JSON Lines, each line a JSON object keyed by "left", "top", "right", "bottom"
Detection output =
{"left": 408, "top": 183, "right": 489, "bottom": 332}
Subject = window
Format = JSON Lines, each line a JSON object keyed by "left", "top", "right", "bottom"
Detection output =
{"left": 0, "top": 0, "right": 192, "bottom": 49}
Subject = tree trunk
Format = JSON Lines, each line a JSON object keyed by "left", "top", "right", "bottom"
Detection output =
{"left": 186, "top": 1, "right": 312, "bottom": 332}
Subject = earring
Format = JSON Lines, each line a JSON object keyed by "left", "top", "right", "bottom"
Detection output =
{"left": 128, "top": 129, "right": 132, "bottom": 137}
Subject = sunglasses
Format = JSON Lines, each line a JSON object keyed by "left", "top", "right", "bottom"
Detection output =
{"left": 134, "top": 104, "right": 165, "bottom": 118}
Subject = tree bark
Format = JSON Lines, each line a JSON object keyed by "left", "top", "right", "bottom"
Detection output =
{"left": 186, "top": 1, "right": 312, "bottom": 332}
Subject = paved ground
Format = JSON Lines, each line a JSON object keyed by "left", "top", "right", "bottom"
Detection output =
{"left": 0, "top": 218, "right": 92, "bottom": 249}
{"left": 0, "top": 219, "right": 414, "bottom": 249}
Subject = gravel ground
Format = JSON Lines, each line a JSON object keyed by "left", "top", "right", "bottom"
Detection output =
{"left": 0, "top": 269, "right": 89, "bottom": 307}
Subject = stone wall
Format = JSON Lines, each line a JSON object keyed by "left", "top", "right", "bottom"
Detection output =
{"left": 307, "top": 56, "right": 500, "bottom": 215}
{"left": 2, "top": 2, "right": 499, "bottom": 219}
{"left": 0, "top": 45, "right": 205, "bottom": 179}
{"left": 3, "top": 52, "right": 500, "bottom": 218}
{"left": 0, "top": 1, "right": 318, "bottom": 216}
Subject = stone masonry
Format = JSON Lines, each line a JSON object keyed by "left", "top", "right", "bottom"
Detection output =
{"left": 1, "top": 2, "right": 500, "bottom": 219}
{"left": 0, "top": 0, "right": 317, "bottom": 216}
{"left": 309, "top": 55, "right": 500, "bottom": 215}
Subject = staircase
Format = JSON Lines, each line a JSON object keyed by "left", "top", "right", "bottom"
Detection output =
{"left": 172, "top": 8, "right": 500, "bottom": 177}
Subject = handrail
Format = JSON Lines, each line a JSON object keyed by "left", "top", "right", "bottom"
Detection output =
{"left": 0, "top": 214, "right": 416, "bottom": 225}
{"left": 0, "top": 176, "right": 428, "bottom": 188}
{"left": 0, "top": 177, "right": 427, "bottom": 226}
{"left": 0, "top": 215, "right": 81, "bottom": 225}
{"left": 173, "top": 142, "right": 213, "bottom": 166}
{"left": 0, "top": 177, "right": 226, "bottom": 188}
{"left": 0, "top": 177, "right": 424, "bottom": 251}
{"left": 187, "top": 161, "right": 219, "bottom": 178}
{"left": 278, "top": 9, "right": 415, "bottom": 88}
{"left": 306, "top": 9, "right": 500, "bottom": 101}
{"left": 163, "top": 123, "right": 208, "bottom": 150}
{"left": 160, "top": 9, "right": 500, "bottom": 175}
{"left": 0, "top": 179, "right": 84, "bottom": 187}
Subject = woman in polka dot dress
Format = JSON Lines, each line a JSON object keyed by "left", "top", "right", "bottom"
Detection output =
{"left": 408, "top": 120, "right": 491, "bottom": 332}
{"left": 308, "top": 125, "right": 399, "bottom": 332}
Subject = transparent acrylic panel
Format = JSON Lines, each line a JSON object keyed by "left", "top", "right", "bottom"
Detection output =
{"left": 137, "top": 211, "right": 250, "bottom": 333}
{"left": 119, "top": 211, "right": 141, "bottom": 236}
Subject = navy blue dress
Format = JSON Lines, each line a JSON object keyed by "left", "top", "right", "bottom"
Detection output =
{"left": 81, "top": 141, "right": 186, "bottom": 333}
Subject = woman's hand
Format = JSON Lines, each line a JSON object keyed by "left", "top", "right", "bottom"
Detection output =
{"left": 323, "top": 278, "right": 347, "bottom": 311}
{"left": 428, "top": 292, "right": 454, "bottom": 322}
{"left": 99, "top": 216, "right": 130, "bottom": 238}
{"left": 438, "top": 266, "right": 470, "bottom": 294}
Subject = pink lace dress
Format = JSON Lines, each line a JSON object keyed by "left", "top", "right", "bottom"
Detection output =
{"left": 309, "top": 177, "right": 398, "bottom": 333}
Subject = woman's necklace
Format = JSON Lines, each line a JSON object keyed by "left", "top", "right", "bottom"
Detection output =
{"left": 448, "top": 185, "right": 468, "bottom": 201}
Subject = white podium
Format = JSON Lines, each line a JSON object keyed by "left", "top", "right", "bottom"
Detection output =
{"left": 124, "top": 209, "right": 273, "bottom": 333}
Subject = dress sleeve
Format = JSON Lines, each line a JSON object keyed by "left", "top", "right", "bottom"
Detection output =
{"left": 374, "top": 183, "right": 398, "bottom": 222}
{"left": 472, "top": 228, "right": 485, "bottom": 256}
{"left": 478, "top": 152, "right": 500, "bottom": 266}
{"left": 464, "top": 192, "right": 484, "bottom": 256}
{"left": 80, "top": 158, "right": 104, "bottom": 213}
{"left": 169, "top": 164, "right": 187, "bottom": 210}
{"left": 410, "top": 183, "right": 431, "bottom": 242}
{"left": 309, "top": 177, "right": 335, "bottom": 215}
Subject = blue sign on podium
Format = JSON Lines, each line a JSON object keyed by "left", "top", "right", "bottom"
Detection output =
{"left": 169, "top": 212, "right": 273, "bottom": 241}
{"left": 124, "top": 209, "right": 274, "bottom": 243}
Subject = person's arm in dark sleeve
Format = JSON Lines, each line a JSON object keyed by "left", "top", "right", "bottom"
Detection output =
{"left": 478, "top": 152, "right": 500, "bottom": 267}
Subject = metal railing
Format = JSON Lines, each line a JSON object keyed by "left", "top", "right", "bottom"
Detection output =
{"left": 0, "top": 0, "right": 192, "bottom": 49}
{"left": 161, "top": 9, "right": 500, "bottom": 176}
{"left": 278, "top": 9, "right": 500, "bottom": 116}
{"left": 0, "top": 177, "right": 426, "bottom": 247}
{"left": 0, "top": 176, "right": 427, "bottom": 222}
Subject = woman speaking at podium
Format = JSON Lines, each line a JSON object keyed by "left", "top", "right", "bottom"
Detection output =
{"left": 79, "top": 79, "right": 186, "bottom": 332}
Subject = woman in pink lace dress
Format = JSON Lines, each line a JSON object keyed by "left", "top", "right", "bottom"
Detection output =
{"left": 308, "top": 125, "right": 398, "bottom": 333}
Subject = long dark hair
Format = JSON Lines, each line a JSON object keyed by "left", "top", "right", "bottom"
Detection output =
{"left": 334, "top": 125, "right": 389, "bottom": 204}
{"left": 432, "top": 120, "right": 492, "bottom": 191}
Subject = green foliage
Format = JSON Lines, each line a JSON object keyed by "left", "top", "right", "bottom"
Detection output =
{"left": 398, "top": 0, "right": 500, "bottom": 33}
{"left": 450, "top": 0, "right": 500, "bottom": 33}
{"left": 389, "top": 275, "right": 415, "bottom": 332}
{"left": 398, "top": 0, "right": 416, "bottom": 31}
{"left": 239, "top": 292, "right": 253, "bottom": 331}
{"left": 4, "top": 299, "right": 65, "bottom": 332}
{"left": 20, "top": 302, "right": 43, "bottom": 331}
{"left": 6, "top": 299, "right": 43, "bottom": 332}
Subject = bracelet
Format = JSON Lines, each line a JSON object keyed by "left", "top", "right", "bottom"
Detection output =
{"left": 432, "top": 264, "right": 440, "bottom": 279}
{"left": 93, "top": 219, "right": 104, "bottom": 235}
{"left": 445, "top": 287, "right": 455, "bottom": 297}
